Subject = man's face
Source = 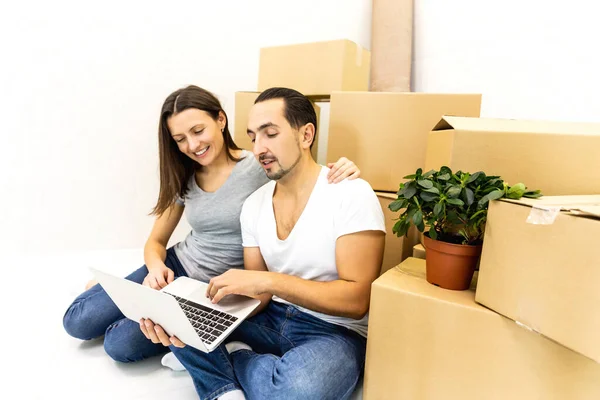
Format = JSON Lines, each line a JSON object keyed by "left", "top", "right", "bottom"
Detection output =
{"left": 247, "top": 99, "right": 303, "bottom": 181}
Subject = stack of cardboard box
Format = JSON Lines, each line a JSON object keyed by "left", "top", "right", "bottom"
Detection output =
{"left": 238, "top": 36, "right": 600, "bottom": 398}
{"left": 234, "top": 39, "right": 369, "bottom": 155}
{"left": 364, "top": 196, "right": 600, "bottom": 399}
{"left": 363, "top": 116, "right": 600, "bottom": 398}
{"left": 237, "top": 39, "right": 483, "bottom": 273}
{"left": 364, "top": 256, "right": 600, "bottom": 399}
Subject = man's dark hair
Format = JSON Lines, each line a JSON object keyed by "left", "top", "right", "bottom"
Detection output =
{"left": 255, "top": 87, "right": 318, "bottom": 149}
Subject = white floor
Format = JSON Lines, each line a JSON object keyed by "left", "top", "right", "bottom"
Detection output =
{"left": 3, "top": 249, "right": 361, "bottom": 399}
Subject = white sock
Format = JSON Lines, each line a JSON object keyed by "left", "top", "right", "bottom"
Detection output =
{"left": 161, "top": 352, "right": 187, "bottom": 371}
{"left": 218, "top": 389, "right": 246, "bottom": 400}
{"left": 225, "top": 341, "right": 252, "bottom": 354}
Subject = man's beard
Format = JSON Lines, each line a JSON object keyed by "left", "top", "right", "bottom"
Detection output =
{"left": 266, "top": 148, "right": 302, "bottom": 181}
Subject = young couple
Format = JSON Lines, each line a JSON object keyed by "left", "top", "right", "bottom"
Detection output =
{"left": 63, "top": 85, "right": 385, "bottom": 400}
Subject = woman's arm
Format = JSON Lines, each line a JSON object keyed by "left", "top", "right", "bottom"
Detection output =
{"left": 143, "top": 203, "right": 185, "bottom": 289}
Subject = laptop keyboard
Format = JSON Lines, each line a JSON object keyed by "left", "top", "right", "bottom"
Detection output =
{"left": 168, "top": 294, "right": 238, "bottom": 345}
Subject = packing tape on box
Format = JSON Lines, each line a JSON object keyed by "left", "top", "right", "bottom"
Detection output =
{"left": 515, "top": 300, "right": 542, "bottom": 335}
{"left": 526, "top": 206, "right": 561, "bottom": 225}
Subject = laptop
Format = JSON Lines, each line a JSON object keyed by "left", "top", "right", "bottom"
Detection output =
{"left": 90, "top": 267, "right": 261, "bottom": 352}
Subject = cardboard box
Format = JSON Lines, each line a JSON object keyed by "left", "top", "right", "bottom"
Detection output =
{"left": 258, "top": 40, "right": 370, "bottom": 96}
{"left": 364, "top": 258, "right": 600, "bottom": 400}
{"left": 476, "top": 196, "right": 600, "bottom": 363}
{"left": 327, "top": 92, "right": 481, "bottom": 192}
{"left": 425, "top": 116, "right": 600, "bottom": 195}
{"left": 412, "top": 243, "right": 425, "bottom": 259}
{"left": 233, "top": 91, "right": 320, "bottom": 160}
{"left": 370, "top": 0, "right": 413, "bottom": 92}
{"left": 233, "top": 92, "right": 261, "bottom": 151}
{"left": 376, "top": 192, "right": 420, "bottom": 274}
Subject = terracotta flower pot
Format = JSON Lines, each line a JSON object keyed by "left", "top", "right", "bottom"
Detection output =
{"left": 423, "top": 234, "right": 482, "bottom": 290}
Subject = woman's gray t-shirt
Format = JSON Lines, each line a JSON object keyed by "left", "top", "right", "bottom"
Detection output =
{"left": 174, "top": 150, "right": 269, "bottom": 282}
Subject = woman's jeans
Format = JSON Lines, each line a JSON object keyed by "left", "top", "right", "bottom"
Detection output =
{"left": 62, "top": 247, "right": 188, "bottom": 362}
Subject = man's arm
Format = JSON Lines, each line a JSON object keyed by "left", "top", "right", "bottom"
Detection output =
{"left": 208, "top": 230, "right": 384, "bottom": 320}
{"left": 242, "top": 246, "right": 273, "bottom": 317}
{"left": 267, "top": 230, "right": 384, "bottom": 319}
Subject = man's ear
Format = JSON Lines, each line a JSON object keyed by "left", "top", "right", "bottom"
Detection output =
{"left": 300, "top": 123, "right": 316, "bottom": 150}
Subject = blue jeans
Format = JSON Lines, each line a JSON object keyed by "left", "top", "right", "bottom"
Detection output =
{"left": 62, "top": 247, "right": 188, "bottom": 362}
{"left": 171, "top": 301, "right": 366, "bottom": 400}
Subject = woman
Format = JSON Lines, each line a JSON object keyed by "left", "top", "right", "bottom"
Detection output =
{"left": 62, "top": 85, "right": 360, "bottom": 363}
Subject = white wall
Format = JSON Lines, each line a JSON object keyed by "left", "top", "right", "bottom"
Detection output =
{"left": 3, "top": 0, "right": 599, "bottom": 257}
{"left": 413, "top": 0, "right": 600, "bottom": 122}
{"left": 0, "top": 0, "right": 372, "bottom": 256}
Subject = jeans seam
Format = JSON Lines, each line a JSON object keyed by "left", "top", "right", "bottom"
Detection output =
{"left": 284, "top": 304, "right": 324, "bottom": 349}
{"left": 279, "top": 314, "right": 296, "bottom": 348}
{"left": 217, "top": 345, "right": 237, "bottom": 377}
{"left": 243, "top": 318, "right": 296, "bottom": 348}
{"left": 339, "top": 373, "right": 361, "bottom": 400}
{"left": 105, "top": 319, "right": 123, "bottom": 333}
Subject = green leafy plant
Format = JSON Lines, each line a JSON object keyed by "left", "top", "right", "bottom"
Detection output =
{"left": 389, "top": 167, "right": 542, "bottom": 245}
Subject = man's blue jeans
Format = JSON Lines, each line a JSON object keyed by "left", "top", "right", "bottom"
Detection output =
{"left": 172, "top": 300, "right": 366, "bottom": 400}
{"left": 62, "top": 247, "right": 189, "bottom": 362}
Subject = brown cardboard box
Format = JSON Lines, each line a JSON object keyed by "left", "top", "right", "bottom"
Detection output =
{"left": 364, "top": 258, "right": 600, "bottom": 400}
{"left": 425, "top": 116, "right": 600, "bottom": 195}
{"left": 233, "top": 91, "right": 320, "bottom": 160}
{"left": 370, "top": 0, "right": 413, "bottom": 92}
{"left": 476, "top": 196, "right": 600, "bottom": 363}
{"left": 376, "top": 192, "right": 420, "bottom": 274}
{"left": 233, "top": 92, "right": 260, "bottom": 151}
{"left": 412, "top": 243, "right": 425, "bottom": 259}
{"left": 257, "top": 40, "right": 370, "bottom": 97}
{"left": 327, "top": 92, "right": 481, "bottom": 192}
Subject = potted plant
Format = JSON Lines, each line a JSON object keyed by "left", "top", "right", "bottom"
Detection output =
{"left": 389, "top": 166, "right": 541, "bottom": 290}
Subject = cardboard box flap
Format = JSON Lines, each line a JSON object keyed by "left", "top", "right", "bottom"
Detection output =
{"left": 500, "top": 196, "right": 600, "bottom": 224}
{"left": 565, "top": 205, "right": 600, "bottom": 218}
{"left": 432, "top": 116, "right": 600, "bottom": 135}
{"left": 501, "top": 195, "right": 600, "bottom": 208}
{"left": 431, "top": 116, "right": 455, "bottom": 131}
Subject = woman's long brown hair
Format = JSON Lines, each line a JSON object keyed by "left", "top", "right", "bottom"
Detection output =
{"left": 150, "top": 85, "right": 241, "bottom": 216}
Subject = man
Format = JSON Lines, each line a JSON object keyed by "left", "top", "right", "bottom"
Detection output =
{"left": 145, "top": 87, "right": 385, "bottom": 400}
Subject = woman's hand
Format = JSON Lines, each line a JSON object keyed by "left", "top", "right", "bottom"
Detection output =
{"left": 327, "top": 157, "right": 360, "bottom": 183}
{"left": 139, "top": 318, "right": 186, "bottom": 348}
{"left": 142, "top": 262, "right": 174, "bottom": 290}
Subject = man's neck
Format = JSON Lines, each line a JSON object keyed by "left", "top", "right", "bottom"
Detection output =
{"left": 274, "top": 156, "right": 321, "bottom": 199}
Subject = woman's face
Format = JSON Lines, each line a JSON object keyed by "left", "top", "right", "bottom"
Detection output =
{"left": 167, "top": 108, "right": 226, "bottom": 167}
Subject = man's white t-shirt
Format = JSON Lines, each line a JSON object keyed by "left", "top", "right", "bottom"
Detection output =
{"left": 240, "top": 166, "right": 386, "bottom": 337}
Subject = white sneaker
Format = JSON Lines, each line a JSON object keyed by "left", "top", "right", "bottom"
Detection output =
{"left": 161, "top": 352, "right": 186, "bottom": 371}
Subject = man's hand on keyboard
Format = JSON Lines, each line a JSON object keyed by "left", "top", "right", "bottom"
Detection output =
{"left": 207, "top": 269, "right": 270, "bottom": 304}
{"left": 139, "top": 318, "right": 186, "bottom": 348}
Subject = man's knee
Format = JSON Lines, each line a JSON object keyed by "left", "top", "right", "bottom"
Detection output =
{"left": 293, "top": 360, "right": 360, "bottom": 400}
{"left": 248, "top": 354, "right": 360, "bottom": 400}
